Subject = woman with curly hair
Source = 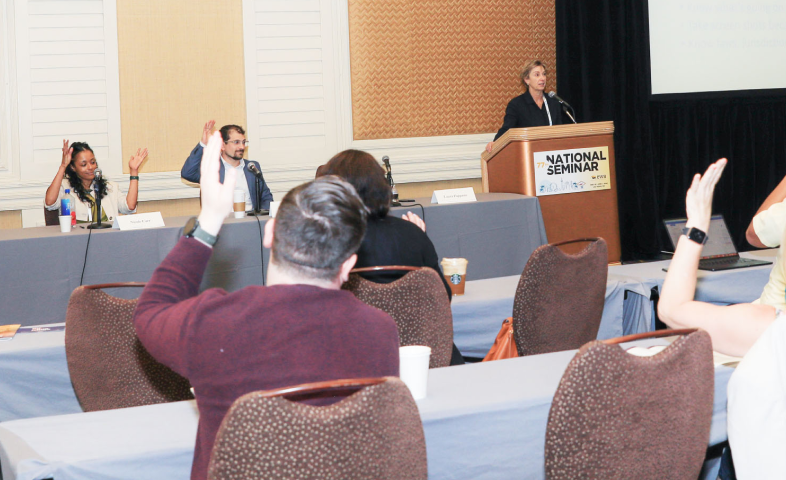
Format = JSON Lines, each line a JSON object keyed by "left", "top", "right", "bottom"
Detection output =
{"left": 44, "top": 140, "right": 148, "bottom": 223}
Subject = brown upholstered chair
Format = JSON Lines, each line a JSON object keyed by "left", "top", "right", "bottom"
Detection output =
{"left": 207, "top": 377, "right": 428, "bottom": 480}
{"left": 343, "top": 266, "right": 453, "bottom": 368}
{"left": 64, "top": 283, "right": 194, "bottom": 412}
{"left": 545, "top": 329, "right": 714, "bottom": 480}
{"left": 44, "top": 207, "right": 60, "bottom": 226}
{"left": 512, "top": 238, "right": 608, "bottom": 356}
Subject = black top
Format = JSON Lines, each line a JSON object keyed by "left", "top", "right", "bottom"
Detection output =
{"left": 493, "top": 92, "right": 563, "bottom": 141}
{"left": 355, "top": 215, "right": 452, "bottom": 301}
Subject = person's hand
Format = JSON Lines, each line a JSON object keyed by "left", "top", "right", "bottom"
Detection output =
{"left": 61, "top": 139, "right": 73, "bottom": 168}
{"left": 128, "top": 148, "right": 148, "bottom": 175}
{"left": 201, "top": 120, "right": 216, "bottom": 146}
{"left": 685, "top": 158, "right": 727, "bottom": 233}
{"left": 197, "top": 131, "right": 237, "bottom": 236}
{"left": 485, "top": 141, "right": 494, "bottom": 153}
{"left": 402, "top": 211, "right": 426, "bottom": 232}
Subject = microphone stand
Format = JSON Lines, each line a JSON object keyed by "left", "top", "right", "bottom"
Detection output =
{"left": 563, "top": 106, "right": 577, "bottom": 124}
{"left": 254, "top": 176, "right": 262, "bottom": 215}
{"left": 87, "top": 174, "right": 111, "bottom": 229}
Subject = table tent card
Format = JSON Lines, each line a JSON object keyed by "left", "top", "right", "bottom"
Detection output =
{"left": 431, "top": 187, "right": 477, "bottom": 204}
{"left": 112, "top": 212, "right": 166, "bottom": 230}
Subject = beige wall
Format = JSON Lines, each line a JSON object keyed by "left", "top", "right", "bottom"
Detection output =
{"left": 115, "top": 0, "right": 247, "bottom": 174}
{"left": 0, "top": 211, "right": 21, "bottom": 230}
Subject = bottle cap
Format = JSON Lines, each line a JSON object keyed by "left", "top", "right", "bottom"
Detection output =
{"left": 65, "top": 189, "right": 70, "bottom": 194}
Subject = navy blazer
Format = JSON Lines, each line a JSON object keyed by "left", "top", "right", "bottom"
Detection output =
{"left": 181, "top": 143, "right": 273, "bottom": 210}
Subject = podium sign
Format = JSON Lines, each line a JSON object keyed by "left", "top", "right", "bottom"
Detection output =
{"left": 481, "top": 121, "right": 620, "bottom": 262}
{"left": 533, "top": 146, "right": 611, "bottom": 196}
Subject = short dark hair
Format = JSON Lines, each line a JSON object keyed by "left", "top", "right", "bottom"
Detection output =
{"left": 219, "top": 125, "right": 245, "bottom": 142}
{"left": 272, "top": 176, "right": 367, "bottom": 281}
{"left": 318, "top": 149, "right": 391, "bottom": 218}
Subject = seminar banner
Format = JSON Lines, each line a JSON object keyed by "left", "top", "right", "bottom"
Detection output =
{"left": 532, "top": 146, "right": 611, "bottom": 196}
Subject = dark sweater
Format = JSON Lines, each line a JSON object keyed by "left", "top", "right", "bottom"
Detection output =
{"left": 133, "top": 238, "right": 400, "bottom": 480}
{"left": 493, "top": 91, "right": 564, "bottom": 140}
{"left": 355, "top": 215, "right": 452, "bottom": 300}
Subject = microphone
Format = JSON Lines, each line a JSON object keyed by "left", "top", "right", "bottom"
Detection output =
{"left": 247, "top": 163, "right": 263, "bottom": 179}
{"left": 548, "top": 91, "right": 577, "bottom": 124}
{"left": 548, "top": 91, "right": 572, "bottom": 108}
{"left": 381, "top": 156, "right": 392, "bottom": 175}
{"left": 87, "top": 169, "right": 110, "bottom": 229}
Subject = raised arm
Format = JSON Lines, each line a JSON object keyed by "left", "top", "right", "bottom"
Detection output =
{"left": 746, "top": 174, "right": 786, "bottom": 247}
{"left": 134, "top": 131, "right": 237, "bottom": 374}
{"left": 181, "top": 120, "right": 215, "bottom": 183}
{"left": 658, "top": 158, "right": 776, "bottom": 356}
{"left": 44, "top": 140, "right": 73, "bottom": 207}
{"left": 124, "top": 147, "right": 148, "bottom": 211}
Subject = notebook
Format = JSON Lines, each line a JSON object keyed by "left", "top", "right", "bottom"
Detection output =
{"left": 663, "top": 215, "right": 772, "bottom": 271}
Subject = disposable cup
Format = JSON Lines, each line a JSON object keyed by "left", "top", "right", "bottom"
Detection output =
{"left": 399, "top": 345, "right": 431, "bottom": 399}
{"left": 441, "top": 257, "right": 468, "bottom": 295}
{"left": 58, "top": 215, "right": 72, "bottom": 233}
{"left": 268, "top": 200, "right": 279, "bottom": 218}
{"left": 233, "top": 191, "right": 245, "bottom": 218}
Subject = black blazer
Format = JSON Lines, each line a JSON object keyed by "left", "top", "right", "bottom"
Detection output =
{"left": 493, "top": 92, "right": 563, "bottom": 141}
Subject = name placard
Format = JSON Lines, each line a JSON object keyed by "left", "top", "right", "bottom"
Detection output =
{"left": 112, "top": 212, "right": 166, "bottom": 230}
{"left": 532, "top": 146, "right": 611, "bottom": 196}
{"left": 268, "top": 200, "right": 280, "bottom": 218}
{"left": 431, "top": 187, "right": 477, "bottom": 205}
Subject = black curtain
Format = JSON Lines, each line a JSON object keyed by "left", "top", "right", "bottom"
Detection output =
{"left": 556, "top": 0, "right": 786, "bottom": 260}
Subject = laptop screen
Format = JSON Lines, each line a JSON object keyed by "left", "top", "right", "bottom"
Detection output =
{"left": 663, "top": 215, "right": 738, "bottom": 258}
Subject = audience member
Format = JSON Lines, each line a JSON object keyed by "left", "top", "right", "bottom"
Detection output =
{"left": 134, "top": 132, "right": 400, "bottom": 480}
{"left": 181, "top": 120, "right": 273, "bottom": 211}
{"left": 657, "top": 158, "right": 785, "bottom": 478}
{"left": 746, "top": 174, "right": 786, "bottom": 310}
{"left": 44, "top": 140, "right": 147, "bottom": 223}
{"left": 318, "top": 149, "right": 465, "bottom": 365}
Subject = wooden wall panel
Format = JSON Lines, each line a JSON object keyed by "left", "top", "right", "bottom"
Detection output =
{"left": 348, "top": 0, "right": 556, "bottom": 140}
{"left": 116, "top": 0, "right": 246, "bottom": 173}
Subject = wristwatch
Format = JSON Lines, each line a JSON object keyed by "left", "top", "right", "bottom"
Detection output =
{"left": 183, "top": 217, "right": 218, "bottom": 246}
{"left": 682, "top": 226, "right": 708, "bottom": 245}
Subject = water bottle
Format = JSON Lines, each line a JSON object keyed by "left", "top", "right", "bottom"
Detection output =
{"left": 60, "top": 188, "right": 72, "bottom": 217}
{"left": 68, "top": 189, "right": 76, "bottom": 226}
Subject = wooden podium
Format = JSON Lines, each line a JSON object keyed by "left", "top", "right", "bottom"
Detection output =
{"left": 480, "top": 121, "right": 620, "bottom": 263}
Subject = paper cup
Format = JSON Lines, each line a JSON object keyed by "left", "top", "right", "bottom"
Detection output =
{"left": 399, "top": 345, "right": 431, "bottom": 400}
{"left": 233, "top": 191, "right": 246, "bottom": 218}
{"left": 58, "top": 215, "right": 72, "bottom": 233}
{"left": 441, "top": 257, "right": 468, "bottom": 295}
{"left": 269, "top": 200, "right": 280, "bottom": 218}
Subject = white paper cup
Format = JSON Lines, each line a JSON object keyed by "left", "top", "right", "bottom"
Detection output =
{"left": 399, "top": 345, "right": 431, "bottom": 400}
{"left": 268, "top": 200, "right": 279, "bottom": 218}
{"left": 58, "top": 215, "right": 72, "bottom": 233}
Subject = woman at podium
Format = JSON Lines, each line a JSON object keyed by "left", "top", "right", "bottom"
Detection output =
{"left": 485, "top": 60, "right": 563, "bottom": 153}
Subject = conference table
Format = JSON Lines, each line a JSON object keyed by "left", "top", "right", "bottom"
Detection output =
{"left": 0, "top": 193, "right": 547, "bottom": 327}
{"left": 0, "top": 338, "right": 732, "bottom": 480}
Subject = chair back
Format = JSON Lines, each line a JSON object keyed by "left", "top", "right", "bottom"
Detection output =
{"left": 513, "top": 238, "right": 608, "bottom": 356}
{"left": 44, "top": 207, "right": 60, "bottom": 226}
{"left": 545, "top": 329, "right": 714, "bottom": 479}
{"left": 64, "top": 283, "right": 194, "bottom": 412}
{"left": 343, "top": 266, "right": 453, "bottom": 368}
{"left": 207, "top": 377, "right": 428, "bottom": 480}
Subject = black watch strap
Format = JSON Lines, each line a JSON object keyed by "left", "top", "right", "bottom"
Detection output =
{"left": 682, "top": 227, "right": 708, "bottom": 245}
{"left": 183, "top": 217, "right": 218, "bottom": 246}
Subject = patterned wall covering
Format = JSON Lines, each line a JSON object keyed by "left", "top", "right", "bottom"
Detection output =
{"left": 348, "top": 0, "right": 556, "bottom": 140}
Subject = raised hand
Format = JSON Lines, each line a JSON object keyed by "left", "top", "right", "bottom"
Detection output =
{"left": 401, "top": 211, "right": 426, "bottom": 232}
{"left": 128, "top": 148, "right": 148, "bottom": 175}
{"left": 197, "top": 131, "right": 237, "bottom": 236}
{"left": 61, "top": 139, "right": 73, "bottom": 168}
{"left": 201, "top": 120, "right": 216, "bottom": 146}
{"left": 685, "top": 158, "right": 727, "bottom": 232}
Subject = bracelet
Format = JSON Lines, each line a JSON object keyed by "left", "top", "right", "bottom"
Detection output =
{"left": 130, "top": 175, "right": 140, "bottom": 181}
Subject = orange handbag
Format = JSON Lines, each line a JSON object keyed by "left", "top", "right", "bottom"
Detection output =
{"left": 483, "top": 317, "right": 519, "bottom": 361}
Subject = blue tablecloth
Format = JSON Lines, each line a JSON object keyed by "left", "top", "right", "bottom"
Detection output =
{"left": 0, "top": 339, "right": 732, "bottom": 480}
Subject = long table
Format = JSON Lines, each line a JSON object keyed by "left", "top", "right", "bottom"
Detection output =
{"left": 1, "top": 193, "right": 547, "bottom": 326}
{"left": 452, "top": 273, "right": 654, "bottom": 357}
{"left": 0, "top": 339, "right": 732, "bottom": 480}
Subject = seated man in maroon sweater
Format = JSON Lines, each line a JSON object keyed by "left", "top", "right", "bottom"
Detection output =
{"left": 133, "top": 131, "right": 400, "bottom": 480}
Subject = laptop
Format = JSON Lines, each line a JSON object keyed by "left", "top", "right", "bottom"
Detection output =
{"left": 663, "top": 215, "right": 773, "bottom": 271}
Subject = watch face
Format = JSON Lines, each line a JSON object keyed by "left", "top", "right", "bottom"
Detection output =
{"left": 184, "top": 217, "right": 198, "bottom": 237}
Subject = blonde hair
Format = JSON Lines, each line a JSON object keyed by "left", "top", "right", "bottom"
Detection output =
{"left": 520, "top": 60, "right": 547, "bottom": 91}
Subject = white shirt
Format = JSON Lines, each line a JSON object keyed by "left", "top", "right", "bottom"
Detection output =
{"left": 221, "top": 156, "right": 253, "bottom": 213}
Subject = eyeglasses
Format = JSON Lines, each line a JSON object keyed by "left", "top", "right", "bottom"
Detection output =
{"left": 224, "top": 140, "right": 249, "bottom": 146}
